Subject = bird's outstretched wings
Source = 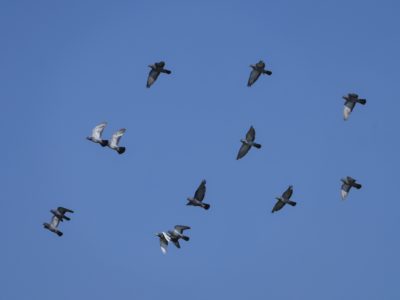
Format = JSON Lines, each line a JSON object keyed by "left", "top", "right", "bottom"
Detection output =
{"left": 343, "top": 101, "right": 355, "bottom": 120}
{"left": 248, "top": 69, "right": 261, "bottom": 87}
{"left": 341, "top": 183, "right": 351, "bottom": 200}
{"left": 50, "top": 215, "right": 60, "bottom": 228}
{"left": 57, "top": 207, "right": 74, "bottom": 215}
{"left": 92, "top": 122, "right": 107, "bottom": 140}
{"left": 159, "top": 233, "right": 169, "bottom": 254}
{"left": 272, "top": 200, "right": 285, "bottom": 213}
{"left": 281, "top": 186, "right": 293, "bottom": 200}
{"left": 174, "top": 225, "right": 190, "bottom": 234}
{"left": 237, "top": 143, "right": 251, "bottom": 160}
{"left": 246, "top": 126, "right": 256, "bottom": 142}
{"left": 110, "top": 129, "right": 126, "bottom": 148}
{"left": 147, "top": 69, "right": 160, "bottom": 88}
{"left": 194, "top": 180, "right": 206, "bottom": 201}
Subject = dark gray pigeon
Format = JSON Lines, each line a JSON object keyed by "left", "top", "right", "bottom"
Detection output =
{"left": 43, "top": 207, "right": 74, "bottom": 236}
{"left": 247, "top": 60, "right": 272, "bottom": 87}
{"left": 167, "top": 225, "right": 191, "bottom": 249}
{"left": 272, "top": 185, "right": 297, "bottom": 213}
{"left": 87, "top": 122, "right": 108, "bottom": 147}
{"left": 107, "top": 128, "right": 126, "bottom": 154}
{"left": 341, "top": 176, "right": 362, "bottom": 200}
{"left": 237, "top": 126, "right": 262, "bottom": 160}
{"left": 146, "top": 61, "right": 171, "bottom": 88}
{"left": 343, "top": 93, "right": 367, "bottom": 120}
{"left": 186, "top": 180, "right": 210, "bottom": 210}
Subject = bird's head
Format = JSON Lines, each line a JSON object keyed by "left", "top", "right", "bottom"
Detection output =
{"left": 157, "top": 61, "right": 165, "bottom": 67}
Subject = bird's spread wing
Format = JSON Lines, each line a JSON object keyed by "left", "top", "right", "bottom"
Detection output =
{"left": 174, "top": 225, "right": 190, "bottom": 234}
{"left": 282, "top": 186, "right": 293, "bottom": 200}
{"left": 248, "top": 69, "right": 261, "bottom": 86}
{"left": 50, "top": 215, "right": 60, "bottom": 228}
{"left": 344, "top": 101, "right": 355, "bottom": 120}
{"left": 57, "top": 207, "right": 74, "bottom": 214}
{"left": 194, "top": 180, "right": 206, "bottom": 201}
{"left": 237, "top": 143, "right": 251, "bottom": 160}
{"left": 246, "top": 126, "right": 256, "bottom": 142}
{"left": 159, "top": 234, "right": 169, "bottom": 254}
{"left": 147, "top": 69, "right": 160, "bottom": 88}
{"left": 341, "top": 183, "right": 351, "bottom": 199}
{"left": 92, "top": 122, "right": 107, "bottom": 140}
{"left": 272, "top": 200, "right": 285, "bottom": 213}
{"left": 110, "top": 129, "right": 126, "bottom": 147}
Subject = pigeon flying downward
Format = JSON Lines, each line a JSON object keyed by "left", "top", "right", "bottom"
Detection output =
{"left": 146, "top": 61, "right": 172, "bottom": 88}
{"left": 155, "top": 225, "right": 191, "bottom": 254}
{"left": 107, "top": 128, "right": 126, "bottom": 154}
{"left": 186, "top": 180, "right": 210, "bottom": 210}
{"left": 342, "top": 93, "right": 367, "bottom": 120}
{"left": 247, "top": 60, "right": 272, "bottom": 87}
{"left": 341, "top": 176, "right": 362, "bottom": 200}
{"left": 43, "top": 207, "right": 74, "bottom": 237}
{"left": 237, "top": 126, "right": 262, "bottom": 160}
{"left": 272, "top": 186, "right": 297, "bottom": 213}
{"left": 87, "top": 122, "right": 108, "bottom": 147}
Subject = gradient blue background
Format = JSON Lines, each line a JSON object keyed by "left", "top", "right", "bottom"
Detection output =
{"left": 1, "top": 1, "right": 399, "bottom": 299}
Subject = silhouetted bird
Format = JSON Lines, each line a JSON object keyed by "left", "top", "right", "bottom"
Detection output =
{"left": 247, "top": 60, "right": 272, "bottom": 87}
{"left": 272, "top": 185, "right": 297, "bottom": 213}
{"left": 237, "top": 126, "right": 262, "bottom": 160}
{"left": 146, "top": 61, "right": 171, "bottom": 88}
{"left": 342, "top": 93, "right": 367, "bottom": 120}
{"left": 341, "top": 176, "right": 362, "bottom": 200}
{"left": 107, "top": 128, "right": 126, "bottom": 154}
{"left": 186, "top": 180, "right": 210, "bottom": 210}
{"left": 43, "top": 207, "right": 74, "bottom": 236}
{"left": 87, "top": 122, "right": 108, "bottom": 147}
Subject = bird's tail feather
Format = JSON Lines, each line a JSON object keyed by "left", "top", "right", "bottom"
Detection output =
{"left": 264, "top": 70, "right": 272, "bottom": 75}
{"left": 56, "top": 231, "right": 63, "bottom": 237}
{"left": 253, "top": 143, "right": 262, "bottom": 149}
{"left": 117, "top": 147, "right": 126, "bottom": 154}
{"left": 358, "top": 99, "right": 367, "bottom": 105}
{"left": 353, "top": 183, "right": 362, "bottom": 189}
{"left": 162, "top": 69, "right": 172, "bottom": 74}
{"left": 100, "top": 140, "right": 108, "bottom": 147}
{"left": 203, "top": 203, "right": 210, "bottom": 210}
{"left": 181, "top": 235, "right": 190, "bottom": 241}
{"left": 63, "top": 215, "right": 71, "bottom": 221}
{"left": 288, "top": 201, "right": 297, "bottom": 207}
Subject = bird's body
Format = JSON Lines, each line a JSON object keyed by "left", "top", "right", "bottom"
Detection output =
{"left": 146, "top": 61, "right": 171, "bottom": 88}
{"left": 107, "top": 128, "right": 126, "bottom": 154}
{"left": 156, "top": 225, "right": 190, "bottom": 254}
{"left": 87, "top": 122, "right": 108, "bottom": 147}
{"left": 186, "top": 180, "right": 210, "bottom": 210}
{"left": 272, "top": 186, "right": 297, "bottom": 213}
{"left": 342, "top": 93, "right": 367, "bottom": 120}
{"left": 43, "top": 207, "right": 74, "bottom": 237}
{"left": 247, "top": 60, "right": 272, "bottom": 87}
{"left": 237, "top": 126, "right": 262, "bottom": 160}
{"left": 341, "top": 176, "right": 362, "bottom": 200}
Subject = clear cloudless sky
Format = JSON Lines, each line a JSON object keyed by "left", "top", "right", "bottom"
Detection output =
{"left": 0, "top": 1, "right": 399, "bottom": 299}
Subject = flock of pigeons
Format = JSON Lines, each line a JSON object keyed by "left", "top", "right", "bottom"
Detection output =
{"left": 43, "top": 60, "right": 367, "bottom": 254}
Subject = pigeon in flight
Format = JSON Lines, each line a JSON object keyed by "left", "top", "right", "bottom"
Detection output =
{"left": 186, "top": 180, "right": 210, "bottom": 210}
{"left": 146, "top": 61, "right": 172, "bottom": 88}
{"left": 247, "top": 60, "right": 272, "bottom": 87}
{"left": 342, "top": 93, "right": 367, "bottom": 120}
{"left": 87, "top": 122, "right": 108, "bottom": 147}
{"left": 237, "top": 126, "right": 262, "bottom": 160}
{"left": 272, "top": 185, "right": 297, "bottom": 213}
{"left": 341, "top": 176, "right": 362, "bottom": 200}
{"left": 43, "top": 207, "right": 74, "bottom": 236}
{"left": 155, "top": 225, "right": 191, "bottom": 254}
{"left": 107, "top": 128, "right": 126, "bottom": 154}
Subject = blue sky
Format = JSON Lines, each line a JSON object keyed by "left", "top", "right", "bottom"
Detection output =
{"left": 1, "top": 1, "right": 399, "bottom": 299}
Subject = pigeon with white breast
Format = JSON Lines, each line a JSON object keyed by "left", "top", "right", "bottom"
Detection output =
{"left": 186, "top": 180, "right": 210, "bottom": 210}
{"left": 87, "top": 122, "right": 108, "bottom": 147}
{"left": 341, "top": 176, "right": 362, "bottom": 200}
{"left": 43, "top": 207, "right": 74, "bottom": 237}
{"left": 237, "top": 126, "right": 262, "bottom": 160}
{"left": 107, "top": 128, "right": 126, "bottom": 154}
{"left": 342, "top": 93, "right": 367, "bottom": 120}
{"left": 155, "top": 225, "right": 190, "bottom": 254}
{"left": 247, "top": 60, "right": 272, "bottom": 87}
{"left": 272, "top": 185, "right": 297, "bottom": 213}
{"left": 146, "top": 61, "right": 171, "bottom": 88}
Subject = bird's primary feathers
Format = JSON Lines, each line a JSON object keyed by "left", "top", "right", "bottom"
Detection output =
{"left": 237, "top": 126, "right": 262, "bottom": 160}
{"left": 107, "top": 128, "right": 126, "bottom": 154}
{"left": 272, "top": 185, "right": 297, "bottom": 213}
{"left": 187, "top": 180, "right": 210, "bottom": 210}
{"left": 247, "top": 60, "right": 272, "bottom": 87}
{"left": 342, "top": 93, "right": 367, "bottom": 120}
{"left": 146, "top": 61, "right": 172, "bottom": 88}
{"left": 341, "top": 176, "right": 362, "bottom": 200}
{"left": 87, "top": 122, "right": 108, "bottom": 147}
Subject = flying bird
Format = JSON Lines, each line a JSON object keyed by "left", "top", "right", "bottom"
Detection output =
{"left": 43, "top": 207, "right": 74, "bottom": 236}
{"left": 341, "top": 176, "right": 362, "bottom": 200}
{"left": 87, "top": 122, "right": 108, "bottom": 147}
{"left": 342, "top": 93, "right": 367, "bottom": 120}
{"left": 146, "top": 61, "right": 172, "bottom": 88}
{"left": 186, "top": 180, "right": 210, "bottom": 210}
{"left": 272, "top": 185, "right": 297, "bottom": 213}
{"left": 247, "top": 60, "right": 272, "bottom": 87}
{"left": 155, "top": 225, "right": 191, "bottom": 254}
{"left": 107, "top": 128, "right": 126, "bottom": 154}
{"left": 237, "top": 126, "right": 262, "bottom": 160}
